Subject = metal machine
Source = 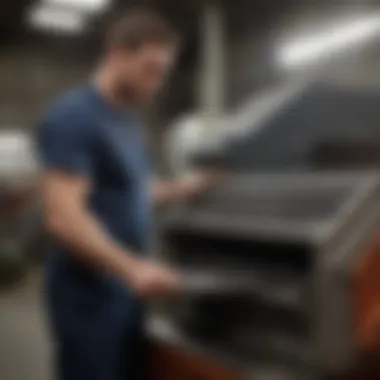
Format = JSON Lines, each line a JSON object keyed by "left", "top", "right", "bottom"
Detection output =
{"left": 151, "top": 79, "right": 380, "bottom": 379}
{"left": 149, "top": 172, "right": 380, "bottom": 379}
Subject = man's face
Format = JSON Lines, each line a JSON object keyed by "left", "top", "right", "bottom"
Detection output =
{"left": 112, "top": 43, "right": 175, "bottom": 103}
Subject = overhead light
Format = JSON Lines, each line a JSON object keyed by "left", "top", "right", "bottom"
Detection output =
{"left": 28, "top": 5, "right": 86, "bottom": 34}
{"left": 278, "top": 15, "right": 380, "bottom": 68}
{"left": 43, "top": 0, "right": 110, "bottom": 13}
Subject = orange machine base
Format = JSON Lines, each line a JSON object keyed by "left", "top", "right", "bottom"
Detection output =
{"left": 151, "top": 341, "right": 243, "bottom": 380}
{"left": 151, "top": 340, "right": 380, "bottom": 380}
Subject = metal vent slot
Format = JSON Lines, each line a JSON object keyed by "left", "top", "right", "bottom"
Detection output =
{"left": 167, "top": 233, "right": 311, "bottom": 274}
{"left": 165, "top": 293, "right": 310, "bottom": 351}
{"left": 228, "top": 328, "right": 314, "bottom": 366}
{"left": 191, "top": 187, "right": 349, "bottom": 221}
{"left": 181, "top": 268, "right": 307, "bottom": 312}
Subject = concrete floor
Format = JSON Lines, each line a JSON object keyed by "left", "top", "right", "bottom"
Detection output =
{"left": 0, "top": 269, "right": 51, "bottom": 380}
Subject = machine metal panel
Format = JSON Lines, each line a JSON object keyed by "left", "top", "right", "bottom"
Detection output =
{"left": 156, "top": 171, "right": 380, "bottom": 377}
{"left": 312, "top": 183, "right": 380, "bottom": 373}
{"left": 163, "top": 172, "right": 379, "bottom": 244}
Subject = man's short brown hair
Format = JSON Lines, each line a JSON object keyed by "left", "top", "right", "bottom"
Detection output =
{"left": 106, "top": 9, "right": 178, "bottom": 51}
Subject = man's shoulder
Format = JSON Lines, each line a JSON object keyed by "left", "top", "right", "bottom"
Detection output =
{"left": 45, "top": 84, "right": 96, "bottom": 124}
{"left": 38, "top": 85, "right": 101, "bottom": 145}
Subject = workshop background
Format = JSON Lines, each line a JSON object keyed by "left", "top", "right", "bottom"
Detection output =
{"left": 2, "top": 0, "right": 380, "bottom": 379}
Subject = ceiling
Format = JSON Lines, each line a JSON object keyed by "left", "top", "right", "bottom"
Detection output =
{"left": 0, "top": 0, "right": 303, "bottom": 43}
{"left": 0, "top": 0, "right": 34, "bottom": 42}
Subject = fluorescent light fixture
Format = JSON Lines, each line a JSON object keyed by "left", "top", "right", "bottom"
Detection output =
{"left": 278, "top": 16, "right": 380, "bottom": 68}
{"left": 28, "top": 4, "right": 86, "bottom": 34}
{"left": 43, "top": 0, "right": 110, "bottom": 13}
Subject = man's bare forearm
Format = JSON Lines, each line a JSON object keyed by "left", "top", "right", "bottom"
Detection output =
{"left": 153, "top": 179, "right": 182, "bottom": 205}
{"left": 46, "top": 205, "right": 138, "bottom": 280}
{"left": 153, "top": 171, "right": 219, "bottom": 206}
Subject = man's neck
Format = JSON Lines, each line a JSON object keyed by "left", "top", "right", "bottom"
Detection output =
{"left": 95, "top": 66, "right": 139, "bottom": 112}
{"left": 94, "top": 67, "right": 123, "bottom": 109}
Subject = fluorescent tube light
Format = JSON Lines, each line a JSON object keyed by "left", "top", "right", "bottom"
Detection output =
{"left": 278, "top": 16, "right": 380, "bottom": 68}
{"left": 44, "top": 0, "right": 110, "bottom": 13}
{"left": 28, "top": 4, "right": 86, "bottom": 34}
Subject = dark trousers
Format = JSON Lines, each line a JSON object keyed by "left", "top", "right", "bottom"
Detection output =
{"left": 46, "top": 273, "right": 148, "bottom": 380}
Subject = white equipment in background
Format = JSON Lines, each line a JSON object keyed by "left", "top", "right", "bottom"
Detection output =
{"left": 165, "top": 79, "right": 310, "bottom": 177}
{"left": 0, "top": 131, "right": 41, "bottom": 282}
{"left": 0, "top": 131, "right": 38, "bottom": 189}
{"left": 166, "top": 115, "right": 208, "bottom": 177}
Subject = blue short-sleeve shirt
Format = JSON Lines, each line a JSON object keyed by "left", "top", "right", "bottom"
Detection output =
{"left": 38, "top": 84, "right": 150, "bottom": 292}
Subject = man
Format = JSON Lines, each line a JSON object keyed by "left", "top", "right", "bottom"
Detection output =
{"left": 38, "top": 10, "right": 214, "bottom": 380}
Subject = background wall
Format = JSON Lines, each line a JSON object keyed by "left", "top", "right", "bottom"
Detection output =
{"left": 0, "top": 44, "right": 90, "bottom": 128}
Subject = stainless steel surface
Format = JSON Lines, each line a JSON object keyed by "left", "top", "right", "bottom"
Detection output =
{"left": 164, "top": 172, "right": 379, "bottom": 244}
{"left": 148, "top": 313, "right": 315, "bottom": 380}
{"left": 157, "top": 171, "right": 380, "bottom": 377}
{"left": 182, "top": 268, "right": 305, "bottom": 310}
{"left": 313, "top": 182, "right": 380, "bottom": 372}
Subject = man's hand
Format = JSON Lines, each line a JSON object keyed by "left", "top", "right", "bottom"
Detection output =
{"left": 153, "top": 170, "right": 223, "bottom": 205}
{"left": 42, "top": 170, "right": 182, "bottom": 300}
{"left": 176, "top": 169, "right": 224, "bottom": 200}
{"left": 127, "top": 260, "right": 183, "bottom": 299}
